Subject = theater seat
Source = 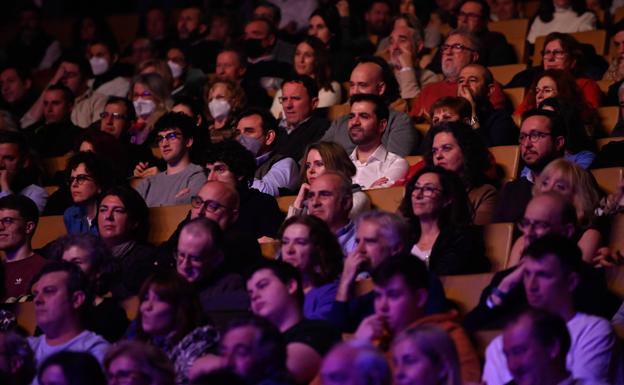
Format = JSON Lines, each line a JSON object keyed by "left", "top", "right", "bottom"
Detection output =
{"left": 32, "top": 215, "right": 66, "bottom": 249}
{"left": 440, "top": 272, "right": 494, "bottom": 316}
{"left": 15, "top": 301, "right": 37, "bottom": 336}
{"left": 328, "top": 103, "right": 350, "bottom": 121}
{"left": 147, "top": 204, "right": 191, "bottom": 244}
{"left": 42, "top": 154, "right": 70, "bottom": 183}
{"left": 597, "top": 106, "right": 619, "bottom": 136}
{"left": 121, "top": 296, "right": 140, "bottom": 321}
{"left": 276, "top": 195, "right": 296, "bottom": 214}
{"left": 596, "top": 136, "right": 623, "bottom": 150}
{"left": 490, "top": 145, "right": 520, "bottom": 182}
{"left": 365, "top": 186, "right": 405, "bottom": 213}
{"left": 483, "top": 222, "right": 514, "bottom": 271}
{"left": 489, "top": 64, "right": 527, "bottom": 86}
{"left": 503, "top": 87, "right": 525, "bottom": 110}
{"left": 260, "top": 240, "right": 279, "bottom": 259}
{"left": 590, "top": 167, "right": 623, "bottom": 195}
{"left": 405, "top": 155, "right": 423, "bottom": 166}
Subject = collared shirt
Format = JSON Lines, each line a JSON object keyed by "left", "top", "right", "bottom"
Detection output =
{"left": 336, "top": 220, "right": 356, "bottom": 256}
{"left": 279, "top": 116, "right": 312, "bottom": 135}
{"left": 252, "top": 151, "right": 299, "bottom": 197}
{"left": 350, "top": 144, "right": 408, "bottom": 189}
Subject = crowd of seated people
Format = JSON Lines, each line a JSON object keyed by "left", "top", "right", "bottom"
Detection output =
{"left": 1, "top": 1, "right": 624, "bottom": 385}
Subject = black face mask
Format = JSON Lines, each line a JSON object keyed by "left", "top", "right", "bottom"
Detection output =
{"left": 244, "top": 38, "right": 265, "bottom": 59}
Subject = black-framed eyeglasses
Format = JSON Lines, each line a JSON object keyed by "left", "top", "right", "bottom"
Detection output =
{"left": 190, "top": 196, "right": 231, "bottom": 212}
{"left": 518, "top": 131, "right": 552, "bottom": 144}
{"left": 541, "top": 49, "right": 567, "bottom": 58}
{"left": 411, "top": 185, "right": 442, "bottom": 197}
{"left": 100, "top": 111, "right": 127, "bottom": 120}
{"left": 156, "top": 132, "right": 181, "bottom": 144}
{"left": 68, "top": 174, "right": 94, "bottom": 186}
{"left": 457, "top": 11, "right": 481, "bottom": 19}
{"left": 440, "top": 43, "right": 476, "bottom": 54}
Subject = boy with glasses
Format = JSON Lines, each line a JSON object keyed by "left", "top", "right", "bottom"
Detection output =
{"left": 134, "top": 112, "right": 205, "bottom": 207}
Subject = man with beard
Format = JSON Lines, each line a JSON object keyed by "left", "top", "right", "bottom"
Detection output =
{"left": 457, "top": 64, "right": 518, "bottom": 146}
{"left": 492, "top": 109, "right": 565, "bottom": 223}
{"left": 410, "top": 30, "right": 507, "bottom": 119}
{"left": 347, "top": 94, "right": 408, "bottom": 189}
{"left": 175, "top": 6, "right": 221, "bottom": 74}
{"left": 351, "top": 0, "right": 393, "bottom": 57}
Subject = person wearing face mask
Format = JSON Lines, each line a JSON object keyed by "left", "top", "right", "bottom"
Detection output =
{"left": 86, "top": 39, "right": 131, "bottom": 98}
{"left": 129, "top": 73, "right": 173, "bottom": 145}
{"left": 167, "top": 45, "right": 206, "bottom": 103}
{"left": 175, "top": 6, "right": 222, "bottom": 74}
{"left": 235, "top": 108, "right": 298, "bottom": 197}
{"left": 204, "top": 79, "right": 246, "bottom": 143}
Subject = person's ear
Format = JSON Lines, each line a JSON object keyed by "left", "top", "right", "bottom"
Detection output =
{"left": 265, "top": 130, "right": 276, "bottom": 146}
{"left": 112, "top": 53, "right": 119, "bottom": 64}
{"left": 414, "top": 288, "right": 428, "bottom": 308}
{"left": 378, "top": 118, "right": 388, "bottom": 134}
{"left": 24, "top": 79, "right": 32, "bottom": 91}
{"left": 377, "top": 81, "right": 386, "bottom": 96}
{"left": 567, "top": 271, "right": 580, "bottom": 292}
{"left": 554, "top": 135, "right": 565, "bottom": 152}
{"left": 185, "top": 136, "right": 194, "bottom": 149}
{"left": 71, "top": 290, "right": 86, "bottom": 309}
{"left": 267, "top": 34, "right": 276, "bottom": 47}
{"left": 24, "top": 220, "right": 36, "bottom": 236}
{"left": 548, "top": 340, "right": 562, "bottom": 360}
{"left": 286, "top": 278, "right": 298, "bottom": 296}
{"left": 199, "top": 24, "right": 208, "bottom": 35}
{"left": 471, "top": 51, "right": 479, "bottom": 63}
{"left": 415, "top": 40, "right": 424, "bottom": 54}
{"left": 311, "top": 96, "right": 319, "bottom": 110}
{"left": 487, "top": 83, "right": 494, "bottom": 97}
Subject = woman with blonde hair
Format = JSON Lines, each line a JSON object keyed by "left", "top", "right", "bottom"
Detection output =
{"left": 129, "top": 73, "right": 172, "bottom": 145}
{"left": 508, "top": 158, "right": 602, "bottom": 265}
{"left": 391, "top": 325, "right": 462, "bottom": 385}
{"left": 137, "top": 59, "right": 174, "bottom": 91}
{"left": 203, "top": 78, "right": 246, "bottom": 143}
{"left": 288, "top": 141, "right": 370, "bottom": 218}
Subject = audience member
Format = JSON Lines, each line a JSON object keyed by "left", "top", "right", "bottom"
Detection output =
{"left": 353, "top": 256, "right": 481, "bottom": 383}
{"left": 37, "top": 351, "right": 107, "bottom": 385}
{"left": 307, "top": 171, "right": 356, "bottom": 255}
{"left": 288, "top": 141, "right": 371, "bottom": 219}
{"left": 322, "top": 56, "right": 417, "bottom": 156}
{"left": 526, "top": 0, "right": 595, "bottom": 44}
{"left": 215, "top": 48, "right": 272, "bottom": 109}
{"left": 189, "top": 316, "right": 292, "bottom": 385}
{"left": 0, "top": 195, "right": 47, "bottom": 302}
{"left": 0, "top": 66, "right": 37, "bottom": 123}
{"left": 429, "top": 96, "right": 472, "bottom": 126}
{"left": 86, "top": 39, "right": 131, "bottom": 98}
{"left": 97, "top": 186, "right": 155, "bottom": 299}
{"left": 349, "top": 0, "right": 393, "bottom": 57}
{"left": 129, "top": 73, "right": 172, "bottom": 146}
{"left": 133, "top": 271, "right": 218, "bottom": 385}
{"left": 391, "top": 325, "right": 462, "bottom": 385}
{"left": 493, "top": 109, "right": 565, "bottom": 223}
{"left": 320, "top": 341, "right": 392, "bottom": 385}
{"left": 235, "top": 108, "right": 298, "bottom": 196}
{"left": 166, "top": 45, "right": 205, "bottom": 102}
{"left": 63, "top": 151, "right": 113, "bottom": 235}
{"left": 204, "top": 78, "right": 246, "bottom": 143}
{"left": 104, "top": 340, "right": 175, "bottom": 385}
{"left": 0, "top": 330, "right": 36, "bottom": 385}
{"left": 457, "top": 64, "right": 518, "bottom": 146}
{"left": 246, "top": 260, "right": 341, "bottom": 383}
{"left": 273, "top": 75, "right": 330, "bottom": 162}
{"left": 423, "top": 122, "right": 498, "bottom": 225}
{"left": 135, "top": 112, "right": 206, "bottom": 207}
{"left": 279, "top": 215, "right": 343, "bottom": 320}
{"left": 399, "top": 166, "right": 490, "bottom": 275}
{"left": 0, "top": 132, "right": 47, "bottom": 213}
{"left": 348, "top": 94, "right": 408, "bottom": 189}
{"left": 51, "top": 233, "right": 128, "bottom": 342}
{"left": 270, "top": 36, "right": 342, "bottom": 118}
{"left": 482, "top": 235, "right": 618, "bottom": 385}
{"left": 28, "top": 262, "right": 110, "bottom": 367}
{"left": 175, "top": 217, "right": 249, "bottom": 320}
{"left": 175, "top": 6, "right": 221, "bottom": 74}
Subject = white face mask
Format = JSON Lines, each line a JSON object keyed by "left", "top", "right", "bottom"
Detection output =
{"left": 167, "top": 60, "right": 184, "bottom": 79}
{"left": 133, "top": 98, "right": 156, "bottom": 118}
{"left": 208, "top": 98, "right": 232, "bottom": 120}
{"left": 89, "top": 57, "right": 109, "bottom": 76}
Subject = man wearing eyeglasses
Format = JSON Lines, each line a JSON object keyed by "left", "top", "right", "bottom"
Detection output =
{"left": 493, "top": 109, "right": 565, "bottom": 223}
{"left": 410, "top": 30, "right": 508, "bottom": 119}
{"left": 134, "top": 112, "right": 206, "bottom": 207}
{"left": 0, "top": 194, "right": 47, "bottom": 302}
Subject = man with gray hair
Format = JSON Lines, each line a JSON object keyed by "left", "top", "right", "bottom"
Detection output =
{"left": 320, "top": 340, "right": 391, "bottom": 385}
{"left": 387, "top": 24, "right": 440, "bottom": 100}
{"left": 410, "top": 30, "right": 508, "bottom": 119}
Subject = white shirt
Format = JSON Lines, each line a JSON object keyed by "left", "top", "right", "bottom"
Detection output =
{"left": 350, "top": 145, "right": 408, "bottom": 189}
{"left": 527, "top": 7, "right": 596, "bottom": 43}
{"left": 483, "top": 313, "right": 617, "bottom": 385}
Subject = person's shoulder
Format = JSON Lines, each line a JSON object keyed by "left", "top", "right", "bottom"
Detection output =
{"left": 570, "top": 312, "right": 613, "bottom": 333}
{"left": 74, "top": 330, "right": 110, "bottom": 349}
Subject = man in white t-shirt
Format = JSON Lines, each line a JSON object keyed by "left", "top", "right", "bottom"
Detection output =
{"left": 348, "top": 93, "right": 408, "bottom": 189}
{"left": 28, "top": 262, "right": 109, "bottom": 371}
{"left": 483, "top": 234, "right": 618, "bottom": 385}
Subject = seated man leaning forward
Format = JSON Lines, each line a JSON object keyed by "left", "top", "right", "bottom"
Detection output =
{"left": 135, "top": 112, "right": 206, "bottom": 207}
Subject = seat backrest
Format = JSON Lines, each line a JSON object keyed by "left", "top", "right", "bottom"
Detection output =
{"left": 260, "top": 240, "right": 279, "bottom": 259}
{"left": 16, "top": 301, "right": 37, "bottom": 336}
{"left": 365, "top": 186, "right": 405, "bottom": 213}
{"left": 489, "top": 64, "right": 527, "bottom": 86}
{"left": 32, "top": 215, "right": 67, "bottom": 249}
{"left": 488, "top": 18, "right": 529, "bottom": 40}
{"left": 276, "top": 195, "right": 296, "bottom": 214}
{"left": 503, "top": 87, "right": 525, "bottom": 110}
{"left": 596, "top": 137, "right": 624, "bottom": 150}
{"left": 522, "top": 1, "right": 541, "bottom": 19}
{"left": 590, "top": 167, "right": 623, "bottom": 195}
{"left": 615, "top": 6, "right": 624, "bottom": 24}
{"left": 355, "top": 277, "right": 374, "bottom": 296}
{"left": 597, "top": 106, "right": 619, "bottom": 136}
{"left": 147, "top": 204, "right": 192, "bottom": 244}
{"left": 414, "top": 123, "right": 430, "bottom": 139}
{"left": 440, "top": 273, "right": 495, "bottom": 315}
{"left": 483, "top": 222, "right": 514, "bottom": 271}
{"left": 533, "top": 30, "right": 607, "bottom": 64}
{"left": 328, "top": 103, "right": 350, "bottom": 122}
{"left": 597, "top": 79, "right": 612, "bottom": 93}
{"left": 107, "top": 14, "right": 140, "bottom": 51}
{"left": 121, "top": 296, "right": 140, "bottom": 321}
{"left": 405, "top": 155, "right": 423, "bottom": 166}
{"left": 490, "top": 145, "right": 520, "bottom": 182}
{"left": 42, "top": 155, "right": 70, "bottom": 182}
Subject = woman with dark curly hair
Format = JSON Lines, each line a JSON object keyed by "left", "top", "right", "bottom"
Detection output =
{"left": 399, "top": 166, "right": 490, "bottom": 275}
{"left": 38, "top": 351, "right": 107, "bottom": 385}
{"left": 423, "top": 122, "right": 497, "bottom": 225}
{"left": 279, "top": 215, "right": 343, "bottom": 320}
{"left": 526, "top": 0, "right": 595, "bottom": 44}
{"left": 97, "top": 185, "right": 155, "bottom": 299}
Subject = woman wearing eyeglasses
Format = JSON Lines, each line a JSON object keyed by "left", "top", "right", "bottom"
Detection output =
{"left": 63, "top": 151, "right": 113, "bottom": 235}
{"left": 129, "top": 73, "right": 173, "bottom": 145}
{"left": 97, "top": 185, "right": 156, "bottom": 299}
{"left": 398, "top": 166, "right": 490, "bottom": 275}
